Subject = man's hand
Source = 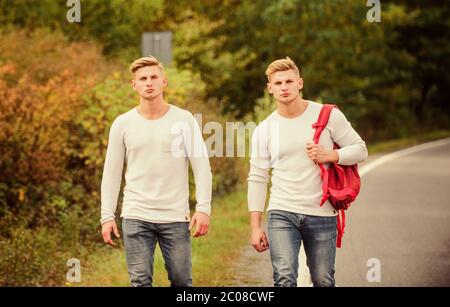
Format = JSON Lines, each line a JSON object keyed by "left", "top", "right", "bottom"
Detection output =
{"left": 101, "top": 220, "right": 120, "bottom": 246}
{"left": 189, "top": 211, "right": 210, "bottom": 237}
{"left": 306, "top": 142, "right": 339, "bottom": 164}
{"left": 250, "top": 212, "right": 268, "bottom": 253}
{"left": 251, "top": 227, "right": 269, "bottom": 253}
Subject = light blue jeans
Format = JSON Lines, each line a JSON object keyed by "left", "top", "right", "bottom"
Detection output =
{"left": 268, "top": 210, "right": 337, "bottom": 287}
{"left": 122, "top": 219, "right": 192, "bottom": 287}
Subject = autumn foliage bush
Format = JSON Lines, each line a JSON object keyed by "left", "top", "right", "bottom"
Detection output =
{"left": 0, "top": 28, "right": 107, "bottom": 285}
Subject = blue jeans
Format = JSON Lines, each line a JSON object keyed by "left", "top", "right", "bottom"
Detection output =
{"left": 122, "top": 219, "right": 192, "bottom": 287}
{"left": 268, "top": 210, "right": 337, "bottom": 287}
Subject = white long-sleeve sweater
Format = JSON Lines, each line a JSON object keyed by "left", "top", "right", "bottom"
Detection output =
{"left": 100, "top": 104, "right": 212, "bottom": 224}
{"left": 248, "top": 100, "right": 368, "bottom": 217}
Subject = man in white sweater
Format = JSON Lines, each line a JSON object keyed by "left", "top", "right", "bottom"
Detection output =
{"left": 100, "top": 56, "right": 212, "bottom": 287}
{"left": 248, "top": 57, "right": 367, "bottom": 287}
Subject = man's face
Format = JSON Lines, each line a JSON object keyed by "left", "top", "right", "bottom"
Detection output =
{"left": 267, "top": 69, "right": 303, "bottom": 104}
{"left": 131, "top": 65, "right": 167, "bottom": 100}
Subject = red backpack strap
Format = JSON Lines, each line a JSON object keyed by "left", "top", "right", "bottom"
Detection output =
{"left": 336, "top": 210, "right": 346, "bottom": 248}
{"left": 312, "top": 104, "right": 336, "bottom": 206}
{"left": 312, "top": 104, "right": 336, "bottom": 144}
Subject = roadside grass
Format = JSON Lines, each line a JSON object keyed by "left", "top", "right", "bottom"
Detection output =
{"left": 368, "top": 130, "right": 450, "bottom": 155}
{"left": 77, "top": 245, "right": 129, "bottom": 287}
{"left": 78, "top": 187, "right": 249, "bottom": 287}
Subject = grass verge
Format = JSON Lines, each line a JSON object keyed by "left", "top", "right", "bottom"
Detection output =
{"left": 368, "top": 130, "right": 450, "bottom": 155}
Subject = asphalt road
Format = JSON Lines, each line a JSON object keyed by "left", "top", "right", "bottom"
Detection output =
{"left": 335, "top": 140, "right": 450, "bottom": 286}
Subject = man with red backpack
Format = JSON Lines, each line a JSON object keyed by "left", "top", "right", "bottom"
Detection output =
{"left": 248, "top": 57, "right": 368, "bottom": 287}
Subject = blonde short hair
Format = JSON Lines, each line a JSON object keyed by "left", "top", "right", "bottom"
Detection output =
{"left": 265, "top": 57, "right": 301, "bottom": 81}
{"left": 129, "top": 55, "right": 164, "bottom": 74}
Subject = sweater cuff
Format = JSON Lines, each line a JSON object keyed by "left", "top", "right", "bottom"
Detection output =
{"left": 195, "top": 204, "right": 211, "bottom": 217}
{"left": 100, "top": 215, "right": 115, "bottom": 225}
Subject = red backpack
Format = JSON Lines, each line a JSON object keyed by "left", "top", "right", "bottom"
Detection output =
{"left": 312, "top": 104, "right": 361, "bottom": 248}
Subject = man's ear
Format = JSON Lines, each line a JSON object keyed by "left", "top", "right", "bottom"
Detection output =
{"left": 298, "top": 78, "right": 304, "bottom": 91}
{"left": 267, "top": 83, "right": 273, "bottom": 94}
{"left": 131, "top": 79, "right": 136, "bottom": 90}
{"left": 163, "top": 76, "right": 168, "bottom": 88}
